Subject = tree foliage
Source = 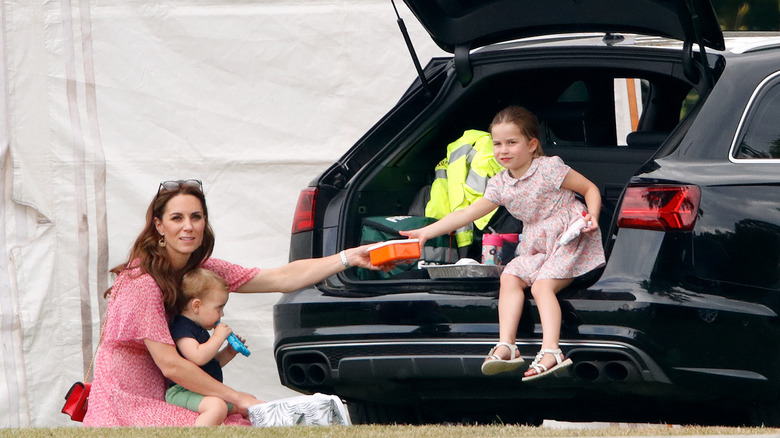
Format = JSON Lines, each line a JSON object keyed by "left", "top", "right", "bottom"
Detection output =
{"left": 713, "top": 0, "right": 780, "bottom": 30}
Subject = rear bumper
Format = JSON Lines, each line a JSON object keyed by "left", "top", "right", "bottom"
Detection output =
{"left": 275, "top": 337, "right": 671, "bottom": 397}
{"left": 274, "top": 283, "right": 780, "bottom": 406}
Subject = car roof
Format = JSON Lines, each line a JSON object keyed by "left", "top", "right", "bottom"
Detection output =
{"left": 723, "top": 33, "right": 780, "bottom": 54}
{"left": 401, "top": 0, "right": 725, "bottom": 53}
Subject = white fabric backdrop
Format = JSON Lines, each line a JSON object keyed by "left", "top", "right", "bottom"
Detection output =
{"left": 0, "top": 0, "right": 443, "bottom": 427}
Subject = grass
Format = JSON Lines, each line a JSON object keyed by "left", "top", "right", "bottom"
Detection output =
{"left": 1, "top": 425, "right": 778, "bottom": 438}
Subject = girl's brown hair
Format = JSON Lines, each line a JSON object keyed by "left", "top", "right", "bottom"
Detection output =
{"left": 108, "top": 183, "right": 215, "bottom": 317}
{"left": 489, "top": 106, "right": 544, "bottom": 158}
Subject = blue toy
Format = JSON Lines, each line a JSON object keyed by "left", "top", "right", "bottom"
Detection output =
{"left": 227, "top": 333, "right": 251, "bottom": 356}
{"left": 217, "top": 321, "right": 251, "bottom": 356}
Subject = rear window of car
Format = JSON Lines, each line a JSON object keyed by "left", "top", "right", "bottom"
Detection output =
{"left": 540, "top": 76, "right": 692, "bottom": 150}
{"left": 732, "top": 73, "right": 780, "bottom": 160}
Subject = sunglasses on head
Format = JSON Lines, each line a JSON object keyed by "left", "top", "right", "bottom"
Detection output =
{"left": 157, "top": 179, "right": 203, "bottom": 194}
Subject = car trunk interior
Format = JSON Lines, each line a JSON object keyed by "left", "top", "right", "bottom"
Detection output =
{"left": 346, "top": 58, "right": 698, "bottom": 281}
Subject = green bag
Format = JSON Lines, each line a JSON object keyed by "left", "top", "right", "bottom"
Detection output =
{"left": 357, "top": 216, "right": 458, "bottom": 279}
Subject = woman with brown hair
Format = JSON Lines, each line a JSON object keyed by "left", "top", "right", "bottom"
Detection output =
{"left": 83, "top": 179, "right": 384, "bottom": 426}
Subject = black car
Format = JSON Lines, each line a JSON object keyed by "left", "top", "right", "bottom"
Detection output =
{"left": 273, "top": 0, "right": 780, "bottom": 425}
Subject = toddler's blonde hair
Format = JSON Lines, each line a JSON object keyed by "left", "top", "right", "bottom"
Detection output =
{"left": 180, "top": 268, "right": 228, "bottom": 310}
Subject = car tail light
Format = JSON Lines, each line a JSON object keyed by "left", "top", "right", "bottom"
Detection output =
{"left": 617, "top": 184, "right": 700, "bottom": 231}
{"left": 291, "top": 187, "right": 317, "bottom": 234}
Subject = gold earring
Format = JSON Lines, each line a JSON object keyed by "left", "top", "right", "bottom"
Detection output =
{"left": 159, "top": 237, "right": 166, "bottom": 247}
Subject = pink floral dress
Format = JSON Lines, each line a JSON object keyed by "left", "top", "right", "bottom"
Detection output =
{"left": 83, "top": 258, "right": 260, "bottom": 427}
{"left": 483, "top": 155, "right": 605, "bottom": 284}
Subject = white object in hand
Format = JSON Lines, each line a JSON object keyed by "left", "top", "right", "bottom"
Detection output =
{"left": 559, "top": 217, "right": 587, "bottom": 245}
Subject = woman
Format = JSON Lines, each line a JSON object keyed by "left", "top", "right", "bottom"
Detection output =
{"left": 83, "top": 179, "right": 386, "bottom": 426}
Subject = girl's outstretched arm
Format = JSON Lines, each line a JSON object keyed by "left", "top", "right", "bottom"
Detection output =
{"left": 399, "top": 198, "right": 498, "bottom": 246}
{"left": 561, "top": 169, "right": 601, "bottom": 233}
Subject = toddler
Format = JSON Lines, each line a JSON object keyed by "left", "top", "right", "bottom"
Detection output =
{"left": 165, "top": 268, "right": 249, "bottom": 425}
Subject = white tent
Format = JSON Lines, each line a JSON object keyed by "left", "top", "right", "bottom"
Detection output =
{"left": 0, "top": 0, "right": 443, "bottom": 427}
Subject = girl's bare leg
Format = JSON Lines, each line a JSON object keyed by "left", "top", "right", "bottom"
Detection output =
{"left": 524, "top": 278, "right": 573, "bottom": 375}
{"left": 490, "top": 274, "right": 528, "bottom": 360}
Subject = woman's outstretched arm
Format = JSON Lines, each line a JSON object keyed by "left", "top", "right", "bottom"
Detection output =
{"left": 234, "top": 243, "right": 390, "bottom": 294}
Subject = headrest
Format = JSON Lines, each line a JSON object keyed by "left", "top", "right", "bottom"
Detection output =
{"left": 626, "top": 131, "right": 669, "bottom": 149}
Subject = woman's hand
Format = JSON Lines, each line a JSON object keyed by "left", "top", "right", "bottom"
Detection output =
{"left": 344, "top": 244, "right": 395, "bottom": 272}
{"left": 233, "top": 392, "right": 264, "bottom": 418}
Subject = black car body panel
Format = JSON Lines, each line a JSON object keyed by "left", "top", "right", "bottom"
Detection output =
{"left": 275, "top": 1, "right": 780, "bottom": 425}
{"left": 402, "top": 0, "right": 724, "bottom": 52}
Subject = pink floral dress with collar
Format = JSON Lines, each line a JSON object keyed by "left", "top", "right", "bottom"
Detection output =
{"left": 83, "top": 258, "right": 260, "bottom": 427}
{"left": 483, "top": 155, "right": 605, "bottom": 284}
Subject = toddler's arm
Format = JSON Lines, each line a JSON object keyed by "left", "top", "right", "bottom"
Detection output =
{"left": 175, "top": 322, "right": 232, "bottom": 366}
{"left": 216, "top": 333, "right": 248, "bottom": 366}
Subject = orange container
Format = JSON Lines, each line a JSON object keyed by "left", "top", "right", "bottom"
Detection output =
{"left": 368, "top": 239, "right": 421, "bottom": 265}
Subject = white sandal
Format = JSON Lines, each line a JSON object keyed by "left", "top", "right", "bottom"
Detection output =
{"left": 480, "top": 342, "right": 525, "bottom": 376}
{"left": 522, "top": 348, "right": 573, "bottom": 382}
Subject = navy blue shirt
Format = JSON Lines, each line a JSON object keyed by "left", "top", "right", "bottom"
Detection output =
{"left": 169, "top": 315, "right": 223, "bottom": 384}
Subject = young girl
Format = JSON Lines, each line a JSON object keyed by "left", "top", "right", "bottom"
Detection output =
{"left": 400, "top": 106, "right": 605, "bottom": 381}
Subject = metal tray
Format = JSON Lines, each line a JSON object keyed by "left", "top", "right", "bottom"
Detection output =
{"left": 423, "top": 263, "right": 504, "bottom": 279}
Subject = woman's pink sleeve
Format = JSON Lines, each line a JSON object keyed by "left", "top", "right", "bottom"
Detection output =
{"left": 202, "top": 258, "right": 260, "bottom": 291}
{"left": 110, "top": 274, "right": 174, "bottom": 345}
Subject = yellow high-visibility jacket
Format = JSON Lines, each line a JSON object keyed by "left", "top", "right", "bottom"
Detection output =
{"left": 425, "top": 130, "right": 503, "bottom": 247}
